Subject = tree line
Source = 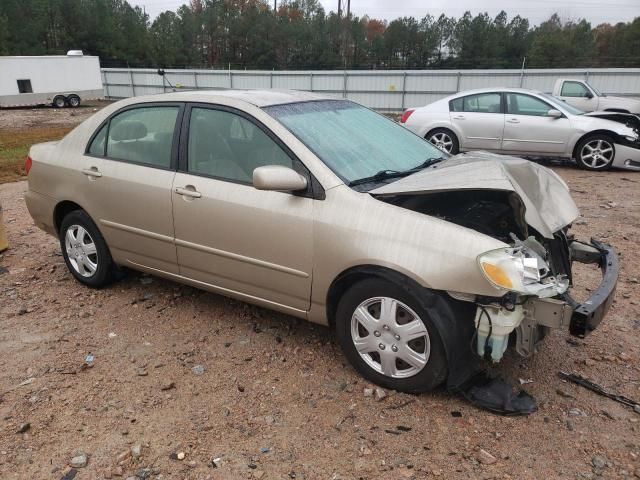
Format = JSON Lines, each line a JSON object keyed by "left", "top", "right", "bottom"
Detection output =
{"left": 0, "top": 0, "right": 639, "bottom": 69}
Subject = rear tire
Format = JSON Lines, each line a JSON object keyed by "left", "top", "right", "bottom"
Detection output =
{"left": 67, "top": 95, "right": 81, "bottom": 108}
{"left": 335, "top": 278, "right": 448, "bottom": 393}
{"left": 59, "top": 210, "right": 115, "bottom": 288}
{"left": 426, "top": 128, "right": 459, "bottom": 155}
{"left": 52, "top": 95, "right": 67, "bottom": 109}
{"left": 574, "top": 134, "right": 615, "bottom": 171}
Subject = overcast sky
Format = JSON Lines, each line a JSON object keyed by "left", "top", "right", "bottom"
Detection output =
{"left": 131, "top": 0, "right": 639, "bottom": 26}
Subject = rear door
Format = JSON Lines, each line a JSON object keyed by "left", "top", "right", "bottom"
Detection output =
{"left": 449, "top": 92, "right": 504, "bottom": 151}
{"left": 171, "top": 104, "right": 314, "bottom": 311}
{"left": 84, "top": 103, "right": 182, "bottom": 273}
{"left": 502, "top": 93, "right": 572, "bottom": 154}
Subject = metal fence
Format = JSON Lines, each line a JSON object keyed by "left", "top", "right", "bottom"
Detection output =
{"left": 102, "top": 68, "right": 640, "bottom": 112}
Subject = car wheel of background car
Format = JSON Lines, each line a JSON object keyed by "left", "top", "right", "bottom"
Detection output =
{"left": 52, "top": 95, "right": 67, "bottom": 109}
{"left": 335, "top": 278, "right": 447, "bottom": 393}
{"left": 426, "top": 128, "right": 459, "bottom": 154}
{"left": 67, "top": 95, "right": 81, "bottom": 108}
{"left": 575, "top": 135, "right": 615, "bottom": 170}
{"left": 59, "top": 210, "right": 115, "bottom": 288}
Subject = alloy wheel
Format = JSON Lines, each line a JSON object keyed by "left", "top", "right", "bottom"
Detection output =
{"left": 580, "top": 139, "right": 614, "bottom": 169}
{"left": 64, "top": 224, "right": 98, "bottom": 277}
{"left": 428, "top": 132, "right": 453, "bottom": 153}
{"left": 350, "top": 296, "right": 430, "bottom": 379}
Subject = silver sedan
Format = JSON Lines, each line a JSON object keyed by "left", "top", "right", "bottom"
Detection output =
{"left": 400, "top": 87, "right": 640, "bottom": 171}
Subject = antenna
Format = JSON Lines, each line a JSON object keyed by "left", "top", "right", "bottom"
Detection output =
{"left": 338, "top": 0, "right": 341, "bottom": 17}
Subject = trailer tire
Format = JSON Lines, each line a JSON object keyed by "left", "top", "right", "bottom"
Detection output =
{"left": 53, "top": 95, "right": 67, "bottom": 108}
{"left": 67, "top": 95, "right": 81, "bottom": 108}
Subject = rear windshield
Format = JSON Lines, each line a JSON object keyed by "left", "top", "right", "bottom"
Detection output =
{"left": 263, "top": 100, "right": 445, "bottom": 184}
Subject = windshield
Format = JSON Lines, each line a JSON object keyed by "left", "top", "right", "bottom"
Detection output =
{"left": 540, "top": 92, "right": 585, "bottom": 115}
{"left": 264, "top": 100, "right": 446, "bottom": 185}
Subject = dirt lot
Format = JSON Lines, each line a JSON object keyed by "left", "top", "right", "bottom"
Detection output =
{"left": 0, "top": 107, "right": 640, "bottom": 480}
{"left": 0, "top": 103, "right": 109, "bottom": 183}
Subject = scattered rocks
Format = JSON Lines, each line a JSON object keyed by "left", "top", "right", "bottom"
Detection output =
{"left": 363, "top": 387, "right": 374, "bottom": 398}
{"left": 177, "top": 452, "right": 186, "bottom": 460}
{"left": 477, "top": 449, "right": 497, "bottom": 465}
{"left": 160, "top": 381, "right": 175, "bottom": 391}
{"left": 69, "top": 452, "right": 88, "bottom": 468}
{"left": 131, "top": 444, "right": 142, "bottom": 458}
{"left": 556, "top": 388, "right": 575, "bottom": 399}
{"left": 191, "top": 364, "right": 205, "bottom": 376}
{"left": 16, "top": 422, "right": 30, "bottom": 433}
{"left": 136, "top": 368, "right": 148, "bottom": 376}
{"left": 569, "top": 408, "right": 587, "bottom": 417}
{"left": 374, "top": 387, "right": 387, "bottom": 401}
{"left": 592, "top": 455, "right": 607, "bottom": 469}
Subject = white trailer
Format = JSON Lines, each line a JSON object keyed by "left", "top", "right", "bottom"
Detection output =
{"left": 0, "top": 51, "right": 103, "bottom": 108}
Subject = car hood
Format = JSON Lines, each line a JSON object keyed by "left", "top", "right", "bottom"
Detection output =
{"left": 370, "top": 152, "right": 580, "bottom": 239}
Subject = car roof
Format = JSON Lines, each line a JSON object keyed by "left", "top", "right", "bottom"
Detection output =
{"left": 448, "top": 87, "right": 545, "bottom": 98}
{"left": 133, "top": 88, "right": 334, "bottom": 107}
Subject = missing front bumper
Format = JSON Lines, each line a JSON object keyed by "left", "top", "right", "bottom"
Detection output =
{"left": 515, "top": 239, "right": 619, "bottom": 355}
{"left": 567, "top": 239, "right": 619, "bottom": 337}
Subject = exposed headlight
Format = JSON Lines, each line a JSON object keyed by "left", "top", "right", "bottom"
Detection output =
{"left": 478, "top": 246, "right": 569, "bottom": 297}
{"left": 624, "top": 135, "right": 638, "bottom": 143}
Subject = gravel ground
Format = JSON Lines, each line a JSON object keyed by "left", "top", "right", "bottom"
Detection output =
{"left": 0, "top": 113, "right": 639, "bottom": 479}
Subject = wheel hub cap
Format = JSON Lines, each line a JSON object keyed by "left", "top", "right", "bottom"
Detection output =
{"left": 64, "top": 225, "right": 98, "bottom": 277}
{"left": 350, "top": 297, "right": 430, "bottom": 379}
{"left": 581, "top": 140, "right": 613, "bottom": 168}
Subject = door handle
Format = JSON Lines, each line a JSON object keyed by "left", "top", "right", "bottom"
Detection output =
{"left": 81, "top": 167, "right": 102, "bottom": 178}
{"left": 453, "top": 115, "right": 465, "bottom": 120}
{"left": 175, "top": 186, "right": 201, "bottom": 199}
{"left": 507, "top": 118, "right": 520, "bottom": 124}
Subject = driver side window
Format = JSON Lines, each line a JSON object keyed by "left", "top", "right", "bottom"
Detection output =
{"left": 187, "top": 108, "right": 293, "bottom": 184}
{"left": 506, "top": 94, "right": 552, "bottom": 117}
{"left": 561, "top": 81, "right": 590, "bottom": 98}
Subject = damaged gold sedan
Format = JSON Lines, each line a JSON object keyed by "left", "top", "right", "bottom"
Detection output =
{"left": 24, "top": 91, "right": 618, "bottom": 406}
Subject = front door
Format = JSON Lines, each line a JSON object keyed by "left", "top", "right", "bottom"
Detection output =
{"left": 172, "top": 105, "right": 314, "bottom": 311}
{"left": 449, "top": 92, "right": 504, "bottom": 151}
{"left": 502, "top": 93, "right": 572, "bottom": 154}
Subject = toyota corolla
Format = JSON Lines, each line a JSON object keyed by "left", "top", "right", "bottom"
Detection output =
{"left": 25, "top": 90, "right": 618, "bottom": 394}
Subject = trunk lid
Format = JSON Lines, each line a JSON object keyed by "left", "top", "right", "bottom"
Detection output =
{"left": 370, "top": 152, "right": 580, "bottom": 238}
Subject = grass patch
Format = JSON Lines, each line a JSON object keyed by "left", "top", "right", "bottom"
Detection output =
{"left": 0, "top": 126, "right": 73, "bottom": 183}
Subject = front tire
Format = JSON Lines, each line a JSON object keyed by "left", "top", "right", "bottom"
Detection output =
{"left": 426, "top": 128, "right": 459, "bottom": 154}
{"left": 574, "top": 134, "right": 615, "bottom": 170}
{"left": 335, "top": 278, "right": 448, "bottom": 393}
{"left": 59, "top": 210, "right": 115, "bottom": 288}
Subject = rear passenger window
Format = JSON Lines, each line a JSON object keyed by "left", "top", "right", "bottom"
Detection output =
{"left": 187, "top": 108, "right": 293, "bottom": 183}
{"left": 88, "top": 124, "right": 107, "bottom": 156}
{"left": 450, "top": 94, "right": 501, "bottom": 113}
{"left": 106, "top": 106, "right": 178, "bottom": 168}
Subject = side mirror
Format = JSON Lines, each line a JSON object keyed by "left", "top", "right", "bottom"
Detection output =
{"left": 548, "top": 109, "right": 563, "bottom": 118}
{"left": 253, "top": 165, "right": 308, "bottom": 192}
{"left": 585, "top": 91, "right": 594, "bottom": 99}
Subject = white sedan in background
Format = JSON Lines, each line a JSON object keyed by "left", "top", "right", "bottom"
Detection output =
{"left": 400, "top": 88, "right": 640, "bottom": 171}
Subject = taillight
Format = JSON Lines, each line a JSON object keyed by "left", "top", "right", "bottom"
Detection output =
{"left": 25, "top": 156, "right": 33, "bottom": 175}
{"left": 400, "top": 109, "right": 415, "bottom": 124}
